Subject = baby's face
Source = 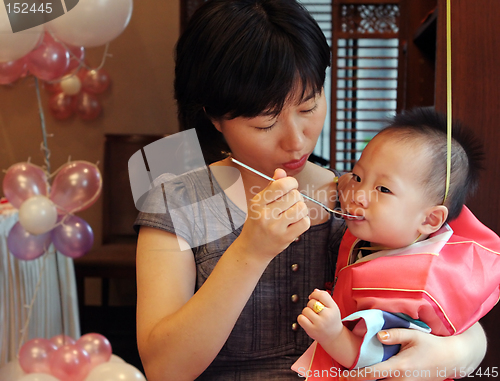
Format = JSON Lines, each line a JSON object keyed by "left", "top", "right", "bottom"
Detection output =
{"left": 340, "top": 134, "right": 433, "bottom": 249}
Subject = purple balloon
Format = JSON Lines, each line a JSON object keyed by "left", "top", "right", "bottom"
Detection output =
{"left": 7, "top": 222, "right": 51, "bottom": 260}
{"left": 27, "top": 32, "right": 70, "bottom": 81}
{"left": 51, "top": 215, "right": 94, "bottom": 258}
{"left": 2, "top": 162, "right": 49, "bottom": 209}
{"left": 50, "top": 161, "right": 102, "bottom": 214}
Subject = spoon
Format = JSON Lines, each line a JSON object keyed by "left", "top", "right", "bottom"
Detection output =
{"left": 230, "top": 157, "right": 362, "bottom": 219}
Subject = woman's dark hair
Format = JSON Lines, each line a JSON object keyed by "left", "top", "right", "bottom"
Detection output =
{"left": 174, "top": 0, "right": 331, "bottom": 163}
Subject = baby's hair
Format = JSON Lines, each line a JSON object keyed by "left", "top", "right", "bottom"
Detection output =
{"left": 379, "top": 107, "right": 484, "bottom": 222}
{"left": 175, "top": 0, "right": 330, "bottom": 164}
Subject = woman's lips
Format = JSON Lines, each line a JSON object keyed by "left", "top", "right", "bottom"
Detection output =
{"left": 282, "top": 154, "right": 308, "bottom": 170}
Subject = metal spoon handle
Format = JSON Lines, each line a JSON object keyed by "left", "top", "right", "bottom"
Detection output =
{"left": 230, "top": 158, "right": 354, "bottom": 218}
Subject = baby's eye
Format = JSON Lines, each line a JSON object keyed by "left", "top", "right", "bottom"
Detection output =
{"left": 351, "top": 173, "right": 361, "bottom": 182}
{"left": 376, "top": 186, "right": 392, "bottom": 194}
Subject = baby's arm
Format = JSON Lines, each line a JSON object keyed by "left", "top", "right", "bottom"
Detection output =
{"left": 297, "top": 289, "right": 362, "bottom": 369}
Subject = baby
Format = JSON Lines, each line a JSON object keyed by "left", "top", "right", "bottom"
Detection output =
{"left": 293, "top": 108, "right": 500, "bottom": 379}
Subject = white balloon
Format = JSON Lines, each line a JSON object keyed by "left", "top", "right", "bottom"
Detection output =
{"left": 109, "top": 354, "right": 126, "bottom": 363}
{"left": 18, "top": 374, "right": 60, "bottom": 381}
{"left": 47, "top": 0, "right": 133, "bottom": 48}
{"left": 0, "top": 359, "right": 26, "bottom": 381}
{"left": 18, "top": 195, "right": 58, "bottom": 235}
{"left": 84, "top": 362, "right": 146, "bottom": 381}
{"left": 60, "top": 75, "right": 82, "bottom": 95}
{"left": 0, "top": 5, "right": 43, "bottom": 62}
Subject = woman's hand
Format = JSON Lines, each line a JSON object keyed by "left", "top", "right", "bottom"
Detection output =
{"left": 239, "top": 168, "right": 310, "bottom": 261}
{"left": 341, "top": 323, "right": 487, "bottom": 381}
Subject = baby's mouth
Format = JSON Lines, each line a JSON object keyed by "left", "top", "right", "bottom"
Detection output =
{"left": 343, "top": 208, "right": 365, "bottom": 221}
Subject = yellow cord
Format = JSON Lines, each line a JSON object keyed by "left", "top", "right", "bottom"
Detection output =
{"left": 444, "top": 0, "right": 452, "bottom": 204}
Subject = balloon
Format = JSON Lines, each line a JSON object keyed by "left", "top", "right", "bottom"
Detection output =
{"left": 109, "top": 354, "right": 125, "bottom": 363}
{"left": 76, "top": 333, "right": 112, "bottom": 367}
{"left": 84, "top": 362, "right": 147, "bottom": 381}
{"left": 0, "top": 359, "right": 26, "bottom": 380}
{"left": 75, "top": 92, "right": 102, "bottom": 120}
{"left": 43, "top": 81, "right": 62, "bottom": 93}
{"left": 66, "top": 45, "right": 85, "bottom": 73}
{"left": 48, "top": 92, "right": 76, "bottom": 120}
{"left": 18, "top": 338, "right": 58, "bottom": 374}
{"left": 0, "top": 57, "right": 27, "bottom": 85}
{"left": 27, "top": 33, "right": 70, "bottom": 81}
{"left": 2, "top": 162, "right": 49, "bottom": 209}
{"left": 7, "top": 221, "right": 51, "bottom": 260}
{"left": 47, "top": 0, "right": 133, "bottom": 48}
{"left": 18, "top": 374, "right": 60, "bottom": 381}
{"left": 51, "top": 215, "right": 94, "bottom": 258}
{"left": 0, "top": 7, "right": 43, "bottom": 62}
{"left": 50, "top": 334, "right": 76, "bottom": 348}
{"left": 18, "top": 195, "right": 58, "bottom": 235}
{"left": 80, "top": 69, "right": 110, "bottom": 94}
{"left": 48, "top": 344, "right": 91, "bottom": 381}
{"left": 60, "top": 75, "right": 82, "bottom": 95}
{"left": 50, "top": 161, "right": 102, "bottom": 214}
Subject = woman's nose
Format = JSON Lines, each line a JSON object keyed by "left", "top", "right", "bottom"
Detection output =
{"left": 281, "top": 119, "right": 305, "bottom": 152}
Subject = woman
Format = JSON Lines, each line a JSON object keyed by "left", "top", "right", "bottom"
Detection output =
{"left": 134, "top": 1, "right": 487, "bottom": 379}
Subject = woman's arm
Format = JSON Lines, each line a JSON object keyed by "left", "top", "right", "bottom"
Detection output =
{"left": 136, "top": 170, "right": 311, "bottom": 380}
{"left": 136, "top": 227, "right": 271, "bottom": 380}
{"left": 342, "top": 323, "right": 487, "bottom": 381}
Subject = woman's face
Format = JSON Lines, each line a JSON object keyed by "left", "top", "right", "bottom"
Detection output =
{"left": 212, "top": 89, "right": 327, "bottom": 178}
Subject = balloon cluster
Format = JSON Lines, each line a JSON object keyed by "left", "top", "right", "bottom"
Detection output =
{"left": 0, "top": 333, "right": 146, "bottom": 381}
{"left": 45, "top": 66, "right": 111, "bottom": 121}
{"left": 0, "top": 0, "right": 132, "bottom": 117}
{"left": 2, "top": 161, "right": 101, "bottom": 260}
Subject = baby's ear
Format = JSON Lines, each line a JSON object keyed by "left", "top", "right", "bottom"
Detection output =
{"left": 419, "top": 205, "right": 448, "bottom": 235}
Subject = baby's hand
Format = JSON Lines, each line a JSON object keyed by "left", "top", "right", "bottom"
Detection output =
{"left": 297, "top": 289, "right": 343, "bottom": 345}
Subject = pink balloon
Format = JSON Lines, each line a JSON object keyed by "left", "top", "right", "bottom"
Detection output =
{"left": 48, "top": 344, "right": 91, "bottom": 381}
{"left": 7, "top": 222, "right": 52, "bottom": 260}
{"left": 48, "top": 92, "right": 76, "bottom": 120}
{"left": 49, "top": 161, "right": 102, "bottom": 214}
{"left": 18, "top": 338, "right": 57, "bottom": 374}
{"left": 75, "top": 92, "right": 102, "bottom": 120}
{"left": 27, "top": 33, "right": 69, "bottom": 81}
{"left": 50, "top": 334, "right": 76, "bottom": 348}
{"left": 76, "top": 333, "right": 112, "bottom": 367}
{"left": 0, "top": 57, "right": 27, "bottom": 85}
{"left": 51, "top": 215, "right": 94, "bottom": 258}
{"left": 80, "top": 68, "right": 111, "bottom": 94}
{"left": 3, "top": 162, "right": 49, "bottom": 209}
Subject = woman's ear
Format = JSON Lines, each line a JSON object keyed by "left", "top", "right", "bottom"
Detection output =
{"left": 419, "top": 205, "right": 448, "bottom": 235}
{"left": 204, "top": 108, "right": 223, "bottom": 133}
{"left": 212, "top": 119, "right": 223, "bottom": 133}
